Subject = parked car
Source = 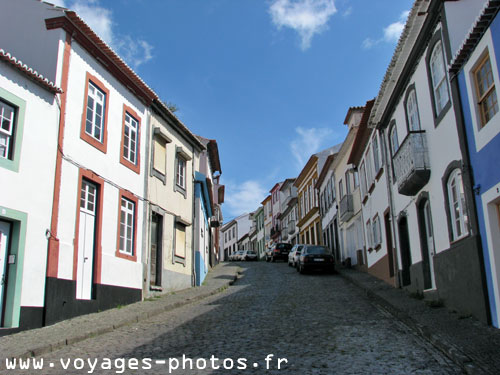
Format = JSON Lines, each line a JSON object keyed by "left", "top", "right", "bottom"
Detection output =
{"left": 266, "top": 243, "right": 292, "bottom": 262}
{"left": 288, "top": 244, "right": 305, "bottom": 267}
{"left": 296, "top": 245, "right": 335, "bottom": 274}
{"left": 242, "top": 250, "right": 258, "bottom": 261}
{"left": 230, "top": 250, "right": 244, "bottom": 261}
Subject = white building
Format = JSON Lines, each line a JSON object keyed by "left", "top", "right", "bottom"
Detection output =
{"left": 144, "top": 102, "right": 204, "bottom": 294}
{"left": 0, "top": 0, "right": 155, "bottom": 326}
{"left": 0, "top": 49, "right": 61, "bottom": 332}
{"left": 333, "top": 106, "right": 365, "bottom": 267}
{"left": 369, "top": 0, "right": 489, "bottom": 321}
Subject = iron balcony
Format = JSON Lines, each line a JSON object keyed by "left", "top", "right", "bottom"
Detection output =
{"left": 392, "top": 131, "right": 431, "bottom": 196}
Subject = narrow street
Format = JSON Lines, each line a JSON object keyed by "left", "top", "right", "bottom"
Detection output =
{"left": 6, "top": 262, "right": 462, "bottom": 374}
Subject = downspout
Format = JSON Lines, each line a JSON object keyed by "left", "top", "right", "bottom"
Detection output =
{"left": 141, "top": 108, "right": 152, "bottom": 298}
{"left": 44, "top": 32, "right": 72, "bottom": 326}
{"left": 191, "top": 143, "right": 196, "bottom": 287}
{"left": 380, "top": 127, "right": 401, "bottom": 288}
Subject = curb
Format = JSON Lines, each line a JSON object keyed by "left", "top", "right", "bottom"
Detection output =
{"left": 337, "top": 270, "right": 487, "bottom": 375}
{"left": 3, "top": 267, "right": 240, "bottom": 361}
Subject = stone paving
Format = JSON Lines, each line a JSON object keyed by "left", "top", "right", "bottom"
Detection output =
{"left": 337, "top": 267, "right": 500, "bottom": 375}
{"left": 1, "top": 262, "right": 463, "bottom": 374}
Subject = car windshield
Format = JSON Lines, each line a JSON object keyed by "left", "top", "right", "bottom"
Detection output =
{"left": 305, "top": 246, "right": 330, "bottom": 255}
{"left": 247, "top": 251, "right": 256, "bottom": 255}
{"left": 277, "top": 244, "right": 292, "bottom": 250}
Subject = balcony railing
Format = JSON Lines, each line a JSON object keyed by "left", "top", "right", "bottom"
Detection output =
{"left": 392, "top": 131, "right": 430, "bottom": 196}
{"left": 339, "top": 194, "right": 354, "bottom": 222}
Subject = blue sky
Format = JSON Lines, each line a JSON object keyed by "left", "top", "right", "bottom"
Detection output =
{"left": 52, "top": 0, "right": 414, "bottom": 221}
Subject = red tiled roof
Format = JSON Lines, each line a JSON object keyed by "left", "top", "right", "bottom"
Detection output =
{"left": 0, "top": 49, "right": 62, "bottom": 94}
{"left": 347, "top": 99, "right": 375, "bottom": 166}
{"left": 449, "top": 1, "right": 500, "bottom": 77}
{"left": 45, "top": 12, "right": 156, "bottom": 105}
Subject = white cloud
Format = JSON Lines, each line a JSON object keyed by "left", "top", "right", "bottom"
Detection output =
{"left": 290, "top": 127, "right": 334, "bottom": 171}
{"left": 59, "top": 0, "right": 153, "bottom": 69}
{"left": 224, "top": 180, "right": 268, "bottom": 218}
{"left": 269, "top": 0, "right": 337, "bottom": 50}
{"left": 342, "top": 6, "right": 352, "bottom": 18}
{"left": 362, "top": 10, "right": 410, "bottom": 49}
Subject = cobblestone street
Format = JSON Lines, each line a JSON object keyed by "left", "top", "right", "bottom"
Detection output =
{"left": 5, "top": 262, "right": 462, "bottom": 374}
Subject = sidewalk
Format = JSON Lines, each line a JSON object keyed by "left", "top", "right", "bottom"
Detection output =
{"left": 0, "top": 263, "right": 240, "bottom": 361}
{"left": 337, "top": 267, "right": 500, "bottom": 375}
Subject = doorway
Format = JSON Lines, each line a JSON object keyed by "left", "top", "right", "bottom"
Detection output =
{"left": 150, "top": 212, "right": 163, "bottom": 288}
{"left": 398, "top": 215, "right": 412, "bottom": 287}
{"left": 0, "top": 220, "right": 11, "bottom": 326}
{"left": 384, "top": 212, "right": 394, "bottom": 278}
{"left": 419, "top": 200, "right": 436, "bottom": 290}
{"left": 76, "top": 180, "right": 97, "bottom": 300}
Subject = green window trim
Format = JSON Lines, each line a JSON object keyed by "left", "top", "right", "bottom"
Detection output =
{"left": 0, "top": 87, "right": 26, "bottom": 173}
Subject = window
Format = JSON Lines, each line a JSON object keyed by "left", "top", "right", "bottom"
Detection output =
{"left": 120, "top": 105, "right": 141, "bottom": 173}
{"left": 366, "top": 220, "right": 373, "bottom": 249}
{"left": 366, "top": 146, "right": 374, "bottom": 183}
{"left": 447, "top": 169, "right": 469, "bottom": 240}
{"left": 390, "top": 124, "right": 399, "bottom": 156}
{"left": 330, "top": 175, "right": 336, "bottom": 201}
{"left": 0, "top": 89, "right": 25, "bottom": 172}
{"left": 360, "top": 162, "right": 367, "bottom": 198}
{"left": 339, "top": 178, "right": 344, "bottom": 199}
{"left": 474, "top": 53, "right": 498, "bottom": 127}
{"left": 232, "top": 226, "right": 236, "bottom": 238}
{"left": 86, "top": 82, "right": 105, "bottom": 142}
{"left": 225, "top": 232, "right": 227, "bottom": 243}
{"left": 176, "top": 157, "right": 186, "bottom": 189}
{"left": 153, "top": 137, "right": 167, "bottom": 176}
{"left": 353, "top": 170, "right": 359, "bottom": 188}
{"left": 429, "top": 41, "right": 450, "bottom": 115}
{"left": 406, "top": 88, "right": 421, "bottom": 131}
{"left": 372, "top": 215, "right": 382, "bottom": 248}
{"left": 0, "top": 100, "right": 15, "bottom": 160}
{"left": 372, "top": 135, "right": 381, "bottom": 174}
{"left": 345, "top": 171, "right": 351, "bottom": 195}
{"left": 117, "top": 193, "right": 137, "bottom": 261}
{"left": 81, "top": 73, "right": 109, "bottom": 153}
{"left": 175, "top": 222, "right": 186, "bottom": 258}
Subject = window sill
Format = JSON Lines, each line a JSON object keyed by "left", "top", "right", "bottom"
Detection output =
{"left": 175, "top": 184, "right": 187, "bottom": 198}
{"left": 368, "top": 182, "right": 376, "bottom": 194}
{"left": 362, "top": 195, "right": 369, "bottom": 205}
{"left": 151, "top": 168, "right": 166, "bottom": 184}
{"left": 375, "top": 167, "right": 384, "bottom": 181}
{"left": 115, "top": 250, "right": 137, "bottom": 262}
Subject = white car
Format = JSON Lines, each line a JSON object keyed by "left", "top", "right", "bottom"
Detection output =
{"left": 230, "top": 250, "right": 245, "bottom": 261}
{"left": 241, "top": 250, "right": 258, "bottom": 261}
{"left": 288, "top": 244, "right": 305, "bottom": 267}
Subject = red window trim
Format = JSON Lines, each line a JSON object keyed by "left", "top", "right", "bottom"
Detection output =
{"left": 115, "top": 189, "right": 138, "bottom": 262}
{"left": 119, "top": 104, "right": 141, "bottom": 174}
{"left": 80, "top": 72, "right": 109, "bottom": 154}
{"left": 73, "top": 168, "right": 104, "bottom": 284}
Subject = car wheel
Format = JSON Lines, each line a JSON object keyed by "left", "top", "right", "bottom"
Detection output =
{"left": 299, "top": 264, "right": 305, "bottom": 274}
{"left": 271, "top": 256, "right": 274, "bottom": 263}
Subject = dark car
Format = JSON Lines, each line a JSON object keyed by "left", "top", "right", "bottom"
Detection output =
{"left": 266, "top": 243, "right": 292, "bottom": 262}
{"left": 296, "top": 245, "right": 335, "bottom": 274}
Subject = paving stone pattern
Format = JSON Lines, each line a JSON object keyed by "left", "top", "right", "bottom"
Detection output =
{"left": 3, "top": 262, "right": 462, "bottom": 374}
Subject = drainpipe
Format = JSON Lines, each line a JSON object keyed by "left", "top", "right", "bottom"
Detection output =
{"left": 191, "top": 144, "right": 196, "bottom": 287}
{"left": 141, "top": 108, "right": 152, "bottom": 298}
{"left": 380, "top": 127, "right": 401, "bottom": 288}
